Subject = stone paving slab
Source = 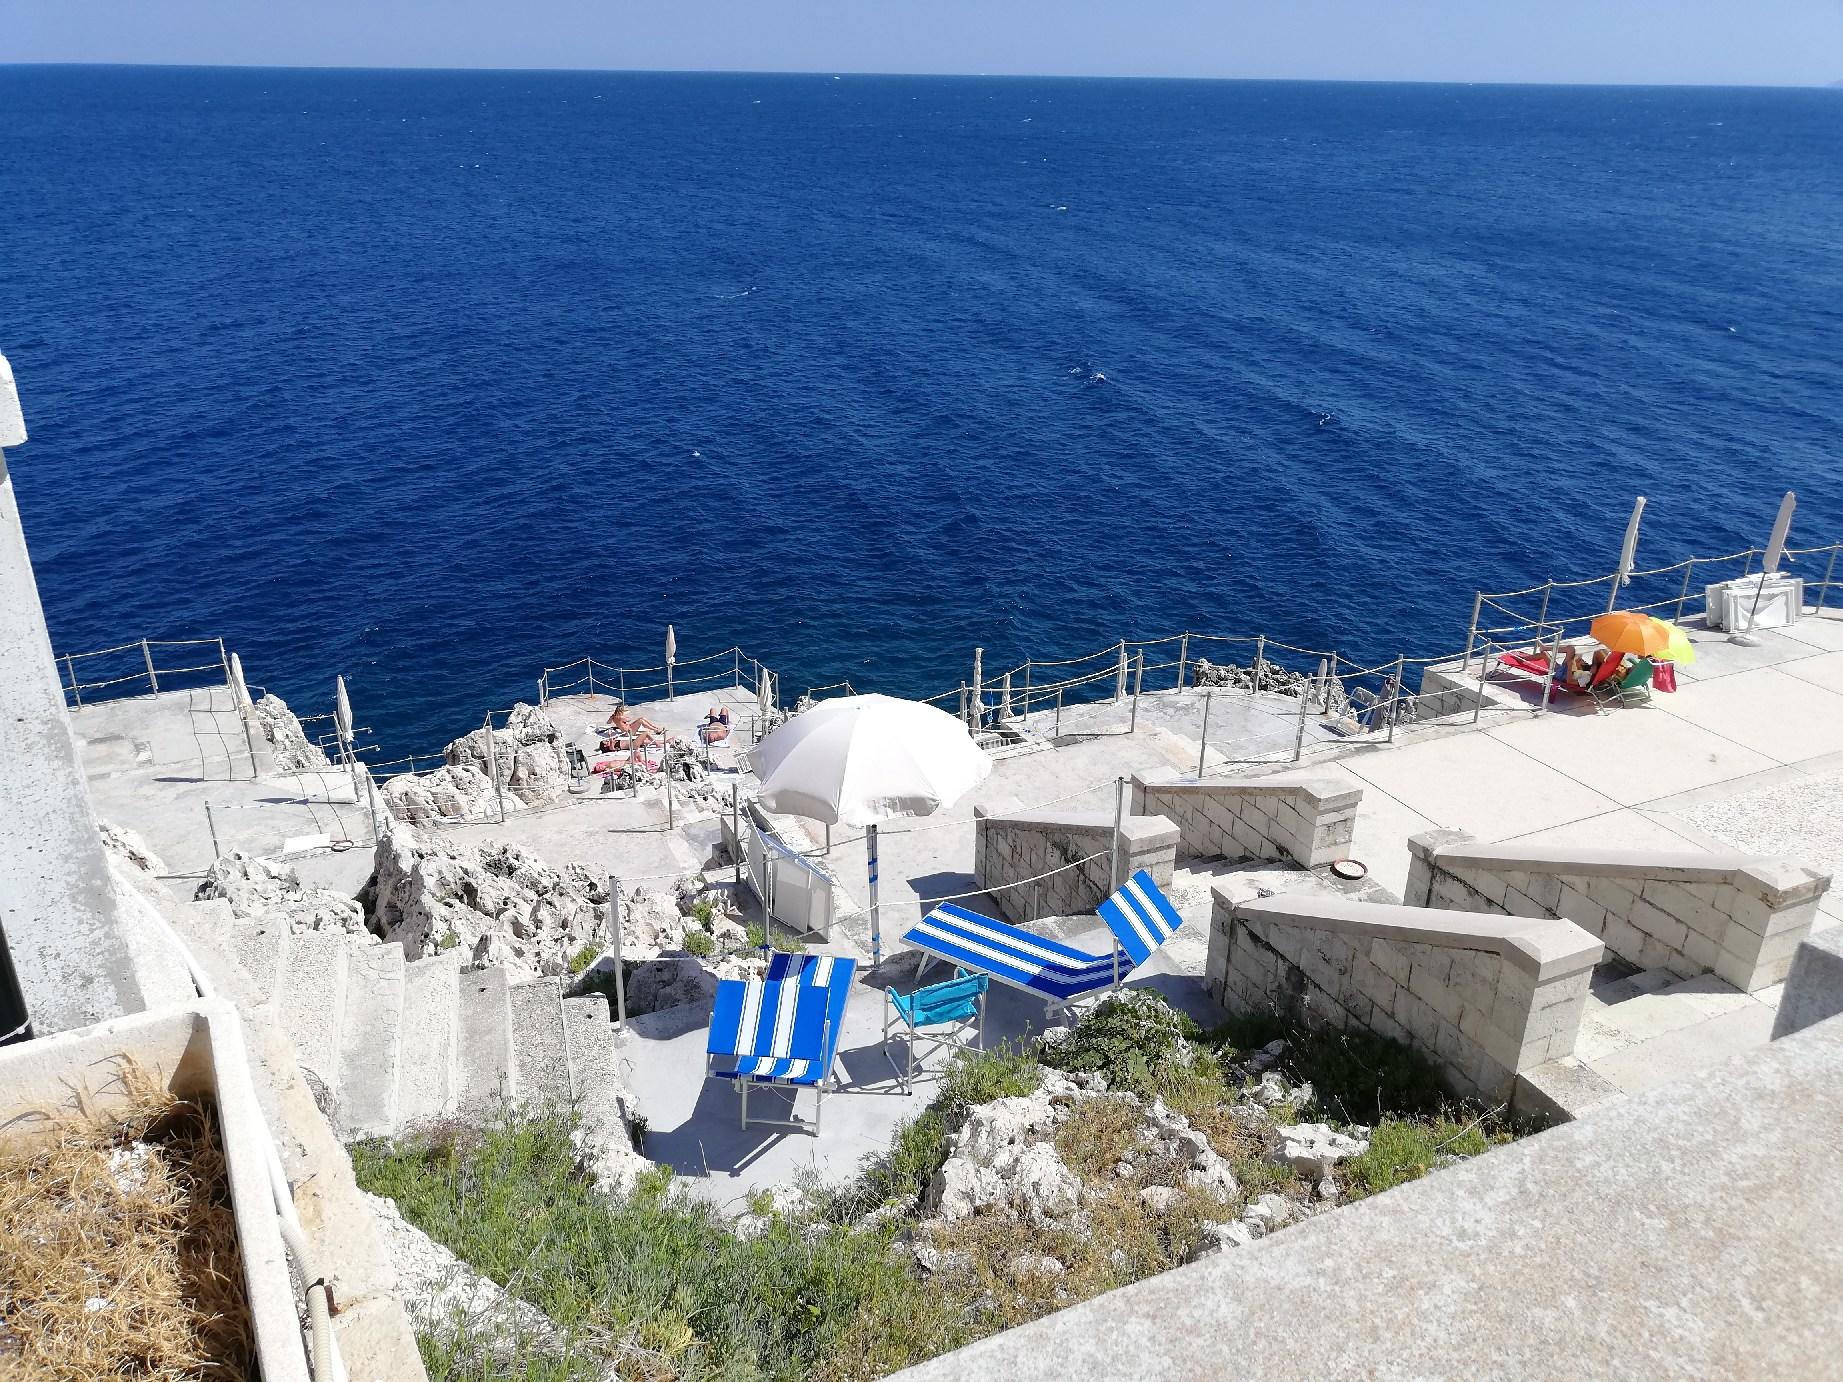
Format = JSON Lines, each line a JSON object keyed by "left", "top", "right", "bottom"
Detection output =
{"left": 1337, "top": 731, "right": 1621, "bottom": 842}
{"left": 1586, "top": 1002, "right": 1778, "bottom": 1095}
{"left": 1486, "top": 698, "right": 1775, "bottom": 807}
{"left": 1651, "top": 666, "right": 1843, "bottom": 764}
{"left": 1777, "top": 649, "right": 1843, "bottom": 697}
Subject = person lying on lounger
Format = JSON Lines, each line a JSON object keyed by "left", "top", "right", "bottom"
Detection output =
{"left": 602, "top": 702, "right": 664, "bottom": 736}
{"left": 699, "top": 706, "right": 732, "bottom": 745}
{"left": 1553, "top": 644, "right": 1622, "bottom": 690}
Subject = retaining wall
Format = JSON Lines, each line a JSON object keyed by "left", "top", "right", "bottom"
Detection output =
{"left": 1404, "top": 830, "right": 1829, "bottom": 993}
{"left": 973, "top": 798, "right": 1177, "bottom": 924}
{"left": 1208, "top": 890, "right": 1602, "bottom": 1106}
{"left": 1130, "top": 768, "right": 1359, "bottom": 868}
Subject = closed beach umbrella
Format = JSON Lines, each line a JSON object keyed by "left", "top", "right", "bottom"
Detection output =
{"left": 749, "top": 694, "right": 992, "bottom": 965}
{"left": 1761, "top": 491, "right": 1796, "bottom": 575}
{"left": 1590, "top": 610, "right": 1671, "bottom": 658}
{"left": 1605, "top": 496, "right": 1647, "bottom": 613}
{"left": 665, "top": 625, "right": 677, "bottom": 700}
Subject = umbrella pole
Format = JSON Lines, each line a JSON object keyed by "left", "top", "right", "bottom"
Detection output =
{"left": 607, "top": 880, "right": 627, "bottom": 1029}
{"left": 867, "top": 822, "right": 882, "bottom": 969}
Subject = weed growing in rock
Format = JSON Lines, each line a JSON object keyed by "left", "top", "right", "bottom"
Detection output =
{"left": 565, "top": 943, "right": 599, "bottom": 977}
{"left": 683, "top": 930, "right": 716, "bottom": 959}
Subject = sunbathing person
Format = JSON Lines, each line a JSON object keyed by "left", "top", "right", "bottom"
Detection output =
{"left": 603, "top": 702, "right": 665, "bottom": 736}
{"left": 1554, "top": 644, "right": 1620, "bottom": 690}
{"left": 699, "top": 706, "right": 732, "bottom": 745}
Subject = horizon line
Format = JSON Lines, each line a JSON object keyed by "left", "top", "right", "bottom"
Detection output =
{"left": 0, "top": 61, "right": 1836, "bottom": 91}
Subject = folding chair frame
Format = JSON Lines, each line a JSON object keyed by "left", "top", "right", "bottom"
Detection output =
{"left": 881, "top": 968, "right": 988, "bottom": 1092}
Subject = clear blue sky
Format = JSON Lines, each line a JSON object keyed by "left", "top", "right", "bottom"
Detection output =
{"left": 5, "top": 0, "right": 1841, "bottom": 86}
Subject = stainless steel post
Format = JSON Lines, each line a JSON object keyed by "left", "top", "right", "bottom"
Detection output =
{"left": 1176, "top": 632, "right": 1190, "bottom": 692}
{"left": 536, "top": 679, "right": 545, "bottom": 707}
{"left": 1055, "top": 688, "right": 1062, "bottom": 737}
{"left": 607, "top": 881, "right": 628, "bottom": 1028}
{"left": 1385, "top": 655, "right": 1406, "bottom": 743}
{"left": 731, "top": 784, "right": 743, "bottom": 887}
{"left": 1292, "top": 678, "right": 1310, "bottom": 761}
{"left": 1816, "top": 547, "right": 1840, "bottom": 617}
{"left": 733, "top": 647, "right": 741, "bottom": 689}
{"left": 141, "top": 639, "right": 159, "bottom": 695}
{"left": 587, "top": 660, "right": 596, "bottom": 697}
{"left": 1114, "top": 640, "right": 1128, "bottom": 702}
{"left": 1534, "top": 582, "right": 1553, "bottom": 634}
{"left": 618, "top": 668, "right": 626, "bottom": 703}
{"left": 1023, "top": 660, "right": 1033, "bottom": 729}
{"left": 971, "top": 646, "right": 983, "bottom": 730}
{"left": 1539, "top": 628, "right": 1561, "bottom": 715}
{"left": 1473, "top": 648, "right": 1490, "bottom": 724}
{"left": 65, "top": 653, "right": 82, "bottom": 709}
{"left": 1110, "top": 776, "right": 1126, "bottom": 892}
{"left": 1130, "top": 650, "right": 1144, "bottom": 734}
{"left": 1313, "top": 657, "right": 1328, "bottom": 713}
{"left": 204, "top": 801, "right": 221, "bottom": 861}
{"left": 1000, "top": 670, "right": 1012, "bottom": 722}
{"left": 1197, "top": 689, "right": 1212, "bottom": 776}
{"left": 1462, "top": 591, "right": 1484, "bottom": 671}
{"left": 1675, "top": 561, "right": 1695, "bottom": 622}
{"left": 1252, "top": 635, "right": 1266, "bottom": 696}
{"left": 484, "top": 715, "right": 508, "bottom": 823}
{"left": 665, "top": 746, "right": 675, "bottom": 830}
{"left": 216, "top": 637, "right": 228, "bottom": 687}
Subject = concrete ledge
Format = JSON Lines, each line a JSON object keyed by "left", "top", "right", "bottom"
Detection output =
{"left": 1513, "top": 1056, "right": 1624, "bottom": 1126}
{"left": 974, "top": 799, "right": 1177, "bottom": 925}
{"left": 0, "top": 1000, "right": 310, "bottom": 1381}
{"left": 1225, "top": 892, "right": 1603, "bottom": 982}
{"left": 1406, "top": 830, "right": 1829, "bottom": 994}
{"left": 890, "top": 1013, "right": 1843, "bottom": 1381}
{"left": 1132, "top": 767, "right": 1360, "bottom": 868}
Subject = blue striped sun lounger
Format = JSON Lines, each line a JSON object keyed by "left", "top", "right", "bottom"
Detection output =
{"left": 706, "top": 951, "right": 857, "bottom": 1133}
{"left": 899, "top": 868, "right": 1184, "bottom": 1016}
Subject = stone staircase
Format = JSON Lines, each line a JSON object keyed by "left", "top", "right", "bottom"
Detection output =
{"left": 199, "top": 895, "right": 627, "bottom": 1143}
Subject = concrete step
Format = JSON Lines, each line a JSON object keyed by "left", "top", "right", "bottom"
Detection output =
{"left": 563, "top": 994, "right": 628, "bottom": 1136}
{"left": 509, "top": 977, "right": 574, "bottom": 1105}
{"left": 280, "top": 930, "right": 352, "bottom": 1101}
{"left": 457, "top": 966, "right": 515, "bottom": 1108}
{"left": 226, "top": 910, "right": 292, "bottom": 1008}
{"left": 397, "top": 951, "right": 463, "bottom": 1128}
{"left": 1593, "top": 967, "right": 1681, "bottom": 1006}
{"left": 335, "top": 941, "right": 408, "bottom": 1140}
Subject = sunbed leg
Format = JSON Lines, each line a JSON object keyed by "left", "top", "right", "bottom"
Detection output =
{"left": 740, "top": 1081, "right": 748, "bottom": 1130}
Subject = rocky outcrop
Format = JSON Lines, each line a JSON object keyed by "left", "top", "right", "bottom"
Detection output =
{"left": 1270, "top": 1121, "right": 1370, "bottom": 1181}
{"left": 1190, "top": 656, "right": 1313, "bottom": 698}
{"left": 252, "top": 693, "right": 332, "bottom": 772}
{"left": 99, "top": 821, "right": 167, "bottom": 876}
{"left": 363, "top": 822, "right": 605, "bottom": 977}
{"left": 382, "top": 764, "right": 521, "bottom": 825}
{"left": 443, "top": 703, "right": 571, "bottom": 806}
{"left": 195, "top": 850, "right": 368, "bottom": 936}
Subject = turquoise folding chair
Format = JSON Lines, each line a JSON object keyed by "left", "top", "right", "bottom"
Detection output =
{"left": 882, "top": 969, "right": 987, "bottom": 1091}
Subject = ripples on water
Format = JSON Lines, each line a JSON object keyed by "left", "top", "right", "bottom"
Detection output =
{"left": 2, "top": 69, "right": 1839, "bottom": 755}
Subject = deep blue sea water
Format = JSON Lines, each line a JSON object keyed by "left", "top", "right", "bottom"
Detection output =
{"left": 3, "top": 67, "right": 1840, "bottom": 757}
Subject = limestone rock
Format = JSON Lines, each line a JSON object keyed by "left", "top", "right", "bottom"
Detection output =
{"left": 1138, "top": 1185, "right": 1180, "bottom": 1213}
{"left": 1241, "top": 1192, "right": 1293, "bottom": 1236}
{"left": 622, "top": 956, "right": 719, "bottom": 1016}
{"left": 1007, "top": 1252, "right": 1066, "bottom": 1280}
{"left": 442, "top": 702, "right": 572, "bottom": 806}
{"left": 252, "top": 693, "right": 331, "bottom": 772}
{"left": 99, "top": 821, "right": 166, "bottom": 876}
{"left": 195, "top": 850, "right": 367, "bottom": 936}
{"left": 1190, "top": 657, "right": 1312, "bottom": 699}
{"left": 363, "top": 820, "right": 609, "bottom": 979}
{"left": 1188, "top": 1219, "right": 1259, "bottom": 1263}
{"left": 382, "top": 764, "right": 519, "bottom": 825}
{"left": 1271, "top": 1122, "right": 1370, "bottom": 1180}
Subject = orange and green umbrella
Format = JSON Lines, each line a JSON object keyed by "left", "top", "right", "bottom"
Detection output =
{"left": 1590, "top": 610, "right": 1672, "bottom": 658}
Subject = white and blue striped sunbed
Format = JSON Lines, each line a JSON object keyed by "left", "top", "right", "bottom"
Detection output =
{"left": 900, "top": 869, "right": 1184, "bottom": 1015}
{"left": 705, "top": 951, "right": 857, "bottom": 1133}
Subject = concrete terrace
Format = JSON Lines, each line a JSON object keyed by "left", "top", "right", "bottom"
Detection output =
{"left": 66, "top": 605, "right": 1843, "bottom": 1205}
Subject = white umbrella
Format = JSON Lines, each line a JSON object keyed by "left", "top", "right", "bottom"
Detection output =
{"left": 1734, "top": 491, "right": 1797, "bottom": 642}
{"left": 748, "top": 694, "right": 992, "bottom": 964}
{"left": 665, "top": 625, "right": 677, "bottom": 701}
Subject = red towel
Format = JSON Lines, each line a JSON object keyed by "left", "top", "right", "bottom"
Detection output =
{"left": 1652, "top": 661, "right": 1678, "bottom": 693}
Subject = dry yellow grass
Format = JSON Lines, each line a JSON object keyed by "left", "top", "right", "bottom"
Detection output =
{"left": 0, "top": 1060, "right": 254, "bottom": 1380}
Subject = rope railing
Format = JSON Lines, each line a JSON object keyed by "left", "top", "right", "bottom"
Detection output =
{"left": 53, "top": 636, "right": 230, "bottom": 709}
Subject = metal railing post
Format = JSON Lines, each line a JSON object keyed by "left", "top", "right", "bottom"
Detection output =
{"left": 1110, "top": 777, "right": 1126, "bottom": 893}
{"left": 483, "top": 715, "right": 508, "bottom": 823}
{"left": 1472, "top": 646, "right": 1490, "bottom": 724}
{"left": 141, "top": 639, "right": 159, "bottom": 695}
{"left": 587, "top": 660, "right": 596, "bottom": 697}
{"left": 537, "top": 678, "right": 545, "bottom": 707}
{"left": 1292, "top": 677, "right": 1310, "bottom": 762}
{"left": 1251, "top": 635, "right": 1265, "bottom": 696}
{"left": 1114, "top": 640, "right": 1128, "bottom": 702}
{"left": 971, "top": 647, "right": 984, "bottom": 730}
{"left": 1462, "top": 592, "right": 1484, "bottom": 671}
{"left": 619, "top": 668, "right": 626, "bottom": 704}
{"left": 1816, "top": 547, "right": 1839, "bottom": 617}
{"left": 1313, "top": 657, "right": 1328, "bottom": 714}
{"left": 1177, "top": 632, "right": 1190, "bottom": 692}
{"left": 1534, "top": 582, "right": 1553, "bottom": 635}
{"left": 216, "top": 637, "right": 229, "bottom": 688}
{"left": 1197, "top": 689, "right": 1212, "bottom": 777}
{"left": 1023, "top": 660, "right": 1033, "bottom": 729}
{"left": 734, "top": 647, "right": 742, "bottom": 689}
{"left": 1385, "top": 655, "right": 1406, "bottom": 743}
{"left": 1055, "top": 688, "right": 1063, "bottom": 738}
{"left": 731, "top": 785, "right": 743, "bottom": 887}
{"left": 1539, "top": 627, "right": 1561, "bottom": 716}
{"left": 1130, "top": 651, "right": 1144, "bottom": 734}
{"left": 65, "top": 654, "right": 82, "bottom": 709}
{"left": 1000, "top": 670, "right": 1013, "bottom": 722}
{"left": 1675, "top": 561, "right": 1695, "bottom": 623}
{"left": 204, "top": 802, "right": 221, "bottom": 862}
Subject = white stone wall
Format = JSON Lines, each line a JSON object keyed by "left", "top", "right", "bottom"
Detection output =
{"left": 1405, "top": 831, "right": 1829, "bottom": 993}
{"left": 1130, "top": 769, "right": 1359, "bottom": 868}
{"left": 973, "top": 799, "right": 1178, "bottom": 924}
{"left": 1208, "top": 890, "right": 1602, "bottom": 1106}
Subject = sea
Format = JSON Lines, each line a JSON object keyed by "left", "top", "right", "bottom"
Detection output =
{"left": 2, "top": 67, "right": 1839, "bottom": 759}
